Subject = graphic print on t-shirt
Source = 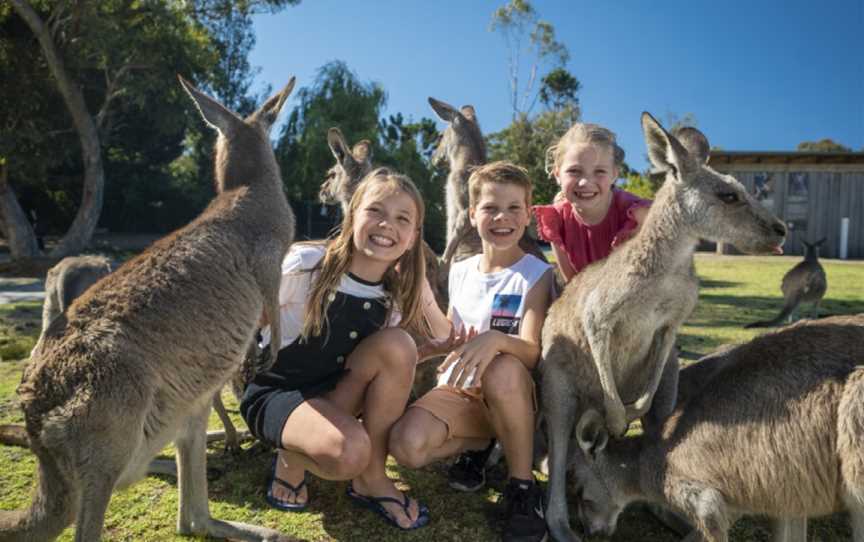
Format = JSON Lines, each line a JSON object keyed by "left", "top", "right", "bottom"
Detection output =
{"left": 490, "top": 294, "right": 522, "bottom": 334}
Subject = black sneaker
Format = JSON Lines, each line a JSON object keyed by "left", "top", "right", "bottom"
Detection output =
{"left": 501, "top": 478, "right": 547, "bottom": 542}
{"left": 448, "top": 440, "right": 495, "bottom": 492}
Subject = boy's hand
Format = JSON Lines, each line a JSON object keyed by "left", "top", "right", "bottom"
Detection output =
{"left": 439, "top": 329, "right": 502, "bottom": 388}
{"left": 418, "top": 324, "right": 471, "bottom": 361}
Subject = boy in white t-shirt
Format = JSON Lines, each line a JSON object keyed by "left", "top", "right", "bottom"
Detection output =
{"left": 389, "top": 161, "right": 554, "bottom": 542}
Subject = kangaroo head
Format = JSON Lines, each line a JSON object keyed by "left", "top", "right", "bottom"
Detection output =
{"left": 569, "top": 409, "right": 627, "bottom": 538}
{"left": 428, "top": 97, "right": 487, "bottom": 168}
{"left": 320, "top": 127, "right": 374, "bottom": 212}
{"left": 642, "top": 112, "right": 787, "bottom": 254}
{"left": 178, "top": 75, "right": 295, "bottom": 193}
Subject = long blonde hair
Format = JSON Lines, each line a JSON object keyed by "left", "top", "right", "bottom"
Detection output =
{"left": 544, "top": 123, "right": 625, "bottom": 177}
{"left": 300, "top": 167, "right": 428, "bottom": 341}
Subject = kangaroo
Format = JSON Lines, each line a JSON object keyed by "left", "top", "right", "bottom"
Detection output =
{"left": 34, "top": 255, "right": 114, "bottom": 351}
{"left": 539, "top": 112, "right": 787, "bottom": 542}
{"left": 427, "top": 97, "right": 546, "bottom": 266}
{"left": 746, "top": 237, "right": 827, "bottom": 328}
{"left": 572, "top": 314, "right": 864, "bottom": 542}
{"left": 319, "top": 127, "right": 373, "bottom": 214}
{"left": 0, "top": 76, "right": 297, "bottom": 542}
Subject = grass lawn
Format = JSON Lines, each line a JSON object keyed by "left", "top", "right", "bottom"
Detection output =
{"left": 0, "top": 253, "right": 862, "bottom": 541}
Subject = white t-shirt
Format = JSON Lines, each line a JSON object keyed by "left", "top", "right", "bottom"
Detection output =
{"left": 439, "top": 253, "right": 552, "bottom": 387}
{"left": 259, "top": 244, "right": 400, "bottom": 349}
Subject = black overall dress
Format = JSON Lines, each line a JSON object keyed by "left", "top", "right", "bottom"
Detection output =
{"left": 240, "top": 287, "right": 390, "bottom": 448}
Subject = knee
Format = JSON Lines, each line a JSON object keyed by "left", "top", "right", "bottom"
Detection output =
{"left": 370, "top": 327, "right": 418, "bottom": 374}
{"left": 481, "top": 354, "right": 532, "bottom": 401}
{"left": 312, "top": 425, "right": 371, "bottom": 480}
{"left": 389, "top": 418, "right": 432, "bottom": 469}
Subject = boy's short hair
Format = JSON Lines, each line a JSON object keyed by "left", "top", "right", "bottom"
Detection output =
{"left": 468, "top": 161, "right": 533, "bottom": 208}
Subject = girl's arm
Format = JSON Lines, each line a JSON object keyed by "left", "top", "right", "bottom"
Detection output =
{"left": 441, "top": 268, "right": 556, "bottom": 387}
{"left": 420, "top": 277, "right": 451, "bottom": 339}
{"left": 551, "top": 242, "right": 576, "bottom": 283}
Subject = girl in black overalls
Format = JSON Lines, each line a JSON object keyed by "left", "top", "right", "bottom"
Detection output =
{"left": 241, "top": 169, "right": 448, "bottom": 530}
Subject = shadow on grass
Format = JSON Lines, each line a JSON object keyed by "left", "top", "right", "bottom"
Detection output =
{"left": 698, "top": 279, "right": 743, "bottom": 289}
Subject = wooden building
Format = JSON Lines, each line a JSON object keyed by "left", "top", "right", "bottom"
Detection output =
{"left": 708, "top": 151, "right": 864, "bottom": 259}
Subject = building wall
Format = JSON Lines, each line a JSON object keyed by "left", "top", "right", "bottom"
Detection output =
{"left": 710, "top": 163, "right": 864, "bottom": 259}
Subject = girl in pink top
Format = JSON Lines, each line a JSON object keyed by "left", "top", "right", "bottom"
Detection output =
{"left": 533, "top": 123, "right": 651, "bottom": 282}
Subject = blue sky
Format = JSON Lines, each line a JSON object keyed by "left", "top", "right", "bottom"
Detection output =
{"left": 250, "top": 0, "right": 863, "bottom": 171}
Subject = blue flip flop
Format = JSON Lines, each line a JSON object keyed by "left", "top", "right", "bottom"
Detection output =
{"left": 265, "top": 455, "right": 308, "bottom": 512}
{"left": 346, "top": 482, "right": 430, "bottom": 530}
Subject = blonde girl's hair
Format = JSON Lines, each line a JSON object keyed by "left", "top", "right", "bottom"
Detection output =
{"left": 544, "top": 123, "right": 625, "bottom": 177}
{"left": 468, "top": 161, "right": 533, "bottom": 208}
{"left": 300, "top": 167, "right": 428, "bottom": 341}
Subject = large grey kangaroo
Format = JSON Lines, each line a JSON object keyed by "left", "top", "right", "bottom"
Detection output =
{"left": 539, "top": 112, "right": 787, "bottom": 542}
{"left": 0, "top": 76, "right": 297, "bottom": 542}
{"left": 573, "top": 314, "right": 864, "bottom": 542}
{"left": 745, "top": 237, "right": 827, "bottom": 328}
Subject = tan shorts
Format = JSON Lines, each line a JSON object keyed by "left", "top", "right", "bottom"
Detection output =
{"left": 409, "top": 384, "right": 537, "bottom": 441}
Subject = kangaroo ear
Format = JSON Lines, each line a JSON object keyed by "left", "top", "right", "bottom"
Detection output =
{"left": 673, "top": 126, "right": 710, "bottom": 166}
{"left": 576, "top": 409, "right": 609, "bottom": 460}
{"left": 352, "top": 140, "right": 372, "bottom": 164}
{"left": 253, "top": 77, "right": 296, "bottom": 132}
{"left": 327, "top": 128, "right": 354, "bottom": 167}
{"left": 641, "top": 112, "right": 690, "bottom": 180}
{"left": 178, "top": 74, "right": 241, "bottom": 135}
{"left": 429, "top": 97, "right": 460, "bottom": 123}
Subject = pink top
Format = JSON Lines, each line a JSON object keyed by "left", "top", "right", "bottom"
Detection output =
{"left": 533, "top": 189, "right": 651, "bottom": 275}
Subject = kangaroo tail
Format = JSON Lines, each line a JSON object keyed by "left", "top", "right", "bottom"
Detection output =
{"left": 745, "top": 299, "right": 798, "bottom": 329}
{"left": 0, "top": 441, "right": 76, "bottom": 541}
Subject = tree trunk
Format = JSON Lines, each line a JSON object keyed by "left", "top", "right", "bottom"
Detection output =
{"left": 11, "top": 0, "right": 105, "bottom": 259}
{"left": 0, "top": 162, "right": 41, "bottom": 259}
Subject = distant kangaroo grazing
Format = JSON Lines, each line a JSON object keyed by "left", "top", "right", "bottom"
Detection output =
{"left": 37, "top": 255, "right": 114, "bottom": 348}
{"left": 573, "top": 314, "right": 864, "bottom": 542}
{"left": 428, "top": 97, "right": 546, "bottom": 266}
{"left": 0, "top": 76, "right": 297, "bottom": 542}
{"left": 746, "top": 237, "right": 827, "bottom": 328}
{"left": 539, "top": 112, "right": 787, "bottom": 542}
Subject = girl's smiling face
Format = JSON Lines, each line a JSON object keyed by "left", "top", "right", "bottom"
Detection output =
{"left": 351, "top": 186, "right": 419, "bottom": 271}
{"left": 555, "top": 143, "right": 618, "bottom": 223}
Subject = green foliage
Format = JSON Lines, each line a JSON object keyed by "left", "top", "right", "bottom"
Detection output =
{"left": 619, "top": 171, "right": 660, "bottom": 200}
{"left": 539, "top": 67, "right": 580, "bottom": 113}
{"left": 797, "top": 138, "right": 852, "bottom": 153}
{"left": 275, "top": 61, "right": 386, "bottom": 203}
{"left": 0, "top": 1, "right": 297, "bottom": 235}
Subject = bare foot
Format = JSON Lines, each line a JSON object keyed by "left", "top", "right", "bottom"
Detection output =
{"left": 351, "top": 475, "right": 422, "bottom": 529}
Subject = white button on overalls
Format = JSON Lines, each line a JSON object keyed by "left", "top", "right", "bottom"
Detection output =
{"left": 362, "top": 301, "right": 372, "bottom": 310}
{"left": 349, "top": 331, "right": 358, "bottom": 339}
